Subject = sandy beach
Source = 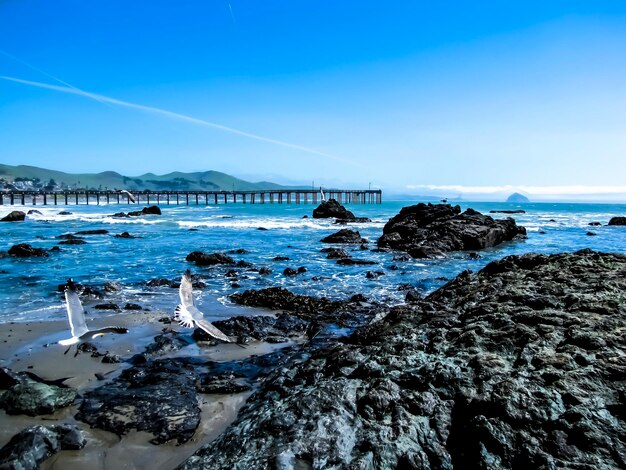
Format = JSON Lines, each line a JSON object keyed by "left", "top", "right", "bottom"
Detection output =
{"left": 0, "top": 307, "right": 290, "bottom": 469}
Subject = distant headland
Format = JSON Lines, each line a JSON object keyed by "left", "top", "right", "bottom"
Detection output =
{"left": 0, "top": 164, "right": 297, "bottom": 192}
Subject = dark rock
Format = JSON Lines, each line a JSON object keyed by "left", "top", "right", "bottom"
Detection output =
{"left": 115, "top": 231, "right": 140, "bottom": 239}
{"left": 608, "top": 217, "right": 626, "bottom": 226}
{"left": 468, "top": 252, "right": 481, "bottom": 259}
{"left": 230, "top": 287, "right": 376, "bottom": 326}
{"left": 58, "top": 211, "right": 72, "bottom": 215}
{"left": 404, "top": 289, "right": 422, "bottom": 302}
{"left": 49, "top": 246, "right": 60, "bottom": 252}
{"left": 8, "top": 244, "right": 49, "bottom": 258}
{"left": 336, "top": 258, "right": 377, "bottom": 266}
{"left": 111, "top": 212, "right": 129, "bottom": 218}
{"left": 257, "top": 227, "right": 268, "bottom": 231}
{"left": 123, "top": 303, "right": 142, "bottom": 310}
{"left": 236, "top": 260, "right": 253, "bottom": 268}
{"left": 0, "top": 424, "right": 85, "bottom": 469}
{"left": 283, "top": 268, "right": 298, "bottom": 277}
{"left": 186, "top": 251, "right": 235, "bottom": 266}
{"left": 147, "top": 278, "right": 172, "bottom": 287}
{"left": 76, "top": 358, "right": 201, "bottom": 444}
{"left": 273, "top": 256, "right": 290, "bottom": 261}
{"left": 58, "top": 238, "right": 87, "bottom": 245}
{"left": 228, "top": 248, "right": 249, "bottom": 254}
{"left": 378, "top": 203, "right": 526, "bottom": 258}
{"left": 297, "top": 266, "right": 307, "bottom": 274}
{"left": 259, "top": 267, "right": 272, "bottom": 275}
{"left": 57, "top": 233, "right": 82, "bottom": 240}
{"left": 182, "top": 250, "right": 626, "bottom": 469}
{"left": 321, "top": 247, "right": 349, "bottom": 259}
{"left": 224, "top": 269, "right": 238, "bottom": 279}
{"left": 196, "top": 373, "right": 251, "bottom": 394}
{"left": 365, "top": 270, "right": 385, "bottom": 279}
{"left": 128, "top": 205, "right": 161, "bottom": 217}
{"left": 312, "top": 198, "right": 355, "bottom": 219}
{"left": 489, "top": 210, "right": 526, "bottom": 214}
{"left": 1, "top": 211, "right": 26, "bottom": 222}
{"left": 334, "top": 217, "right": 372, "bottom": 224}
{"left": 101, "top": 353, "right": 122, "bottom": 364}
{"left": 94, "top": 303, "right": 121, "bottom": 311}
{"left": 27, "top": 209, "right": 42, "bottom": 215}
{"left": 588, "top": 222, "right": 602, "bottom": 226}
{"left": 104, "top": 281, "right": 122, "bottom": 292}
{"left": 76, "top": 229, "right": 109, "bottom": 235}
{"left": 213, "top": 313, "right": 307, "bottom": 342}
{"left": 0, "top": 375, "right": 76, "bottom": 416}
{"left": 321, "top": 229, "right": 367, "bottom": 244}
{"left": 586, "top": 231, "right": 597, "bottom": 236}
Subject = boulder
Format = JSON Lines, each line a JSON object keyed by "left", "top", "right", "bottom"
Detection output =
{"left": 115, "top": 231, "right": 140, "bottom": 239}
{"left": 7, "top": 244, "right": 49, "bottom": 258}
{"left": 608, "top": 217, "right": 626, "bottom": 226}
{"left": 128, "top": 205, "right": 161, "bottom": 216}
{"left": 0, "top": 424, "right": 85, "bottom": 470}
{"left": 378, "top": 203, "right": 526, "bottom": 258}
{"left": 27, "top": 209, "right": 42, "bottom": 215}
{"left": 0, "top": 374, "right": 76, "bottom": 416}
{"left": 321, "top": 247, "right": 349, "bottom": 259}
{"left": 1, "top": 211, "right": 26, "bottom": 222}
{"left": 76, "top": 229, "right": 109, "bottom": 235}
{"left": 321, "top": 229, "right": 367, "bottom": 244}
{"left": 181, "top": 250, "right": 626, "bottom": 469}
{"left": 186, "top": 251, "right": 236, "bottom": 266}
{"left": 76, "top": 358, "right": 201, "bottom": 444}
{"left": 312, "top": 198, "right": 355, "bottom": 219}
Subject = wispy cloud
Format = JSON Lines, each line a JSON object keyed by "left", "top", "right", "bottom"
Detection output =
{"left": 0, "top": 75, "right": 360, "bottom": 167}
{"left": 406, "top": 184, "right": 626, "bottom": 196}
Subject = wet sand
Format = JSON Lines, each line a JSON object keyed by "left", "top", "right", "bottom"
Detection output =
{"left": 0, "top": 307, "right": 290, "bottom": 469}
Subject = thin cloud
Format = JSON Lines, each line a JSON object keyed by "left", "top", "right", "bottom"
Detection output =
{"left": 0, "top": 75, "right": 361, "bottom": 167}
{"left": 406, "top": 184, "right": 626, "bottom": 195}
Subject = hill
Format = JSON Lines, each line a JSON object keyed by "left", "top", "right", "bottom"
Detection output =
{"left": 0, "top": 164, "right": 295, "bottom": 191}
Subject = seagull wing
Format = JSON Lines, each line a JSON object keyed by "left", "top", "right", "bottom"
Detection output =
{"left": 179, "top": 270, "right": 195, "bottom": 308}
{"left": 65, "top": 288, "right": 88, "bottom": 338}
{"left": 187, "top": 305, "right": 232, "bottom": 343}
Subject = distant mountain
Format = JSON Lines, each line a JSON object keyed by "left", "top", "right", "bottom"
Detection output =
{"left": 0, "top": 164, "right": 299, "bottom": 191}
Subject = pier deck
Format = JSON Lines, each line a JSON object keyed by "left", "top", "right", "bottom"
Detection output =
{"left": 0, "top": 189, "right": 382, "bottom": 206}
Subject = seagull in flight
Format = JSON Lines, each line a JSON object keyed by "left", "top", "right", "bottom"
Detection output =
{"left": 175, "top": 270, "right": 232, "bottom": 343}
{"left": 58, "top": 279, "right": 128, "bottom": 355}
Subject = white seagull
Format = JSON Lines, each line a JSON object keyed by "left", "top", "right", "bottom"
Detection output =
{"left": 58, "top": 280, "right": 128, "bottom": 355}
{"left": 175, "top": 270, "right": 232, "bottom": 343}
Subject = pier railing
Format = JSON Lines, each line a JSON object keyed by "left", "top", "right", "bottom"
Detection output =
{"left": 0, "top": 189, "right": 382, "bottom": 206}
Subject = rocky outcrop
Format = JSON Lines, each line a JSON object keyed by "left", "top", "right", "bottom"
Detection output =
{"left": 76, "top": 358, "right": 202, "bottom": 444}
{"left": 378, "top": 203, "right": 526, "bottom": 258}
{"left": 313, "top": 199, "right": 355, "bottom": 219}
{"left": 321, "top": 229, "right": 368, "bottom": 244}
{"left": 608, "top": 217, "right": 626, "bottom": 226}
{"left": 0, "top": 369, "right": 76, "bottom": 416}
{"left": 7, "top": 244, "right": 50, "bottom": 258}
{"left": 128, "top": 205, "right": 162, "bottom": 216}
{"left": 181, "top": 249, "right": 626, "bottom": 469}
{"left": 186, "top": 251, "right": 236, "bottom": 266}
{"left": 0, "top": 424, "right": 85, "bottom": 470}
{"left": 0, "top": 211, "right": 26, "bottom": 222}
{"left": 230, "top": 287, "right": 375, "bottom": 327}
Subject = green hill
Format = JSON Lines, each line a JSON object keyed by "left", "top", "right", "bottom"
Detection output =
{"left": 0, "top": 164, "right": 294, "bottom": 191}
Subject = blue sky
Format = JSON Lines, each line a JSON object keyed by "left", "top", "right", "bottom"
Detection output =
{"left": 2, "top": 1, "right": 626, "bottom": 196}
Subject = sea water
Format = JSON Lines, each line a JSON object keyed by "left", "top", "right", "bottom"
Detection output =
{"left": 1, "top": 200, "right": 625, "bottom": 324}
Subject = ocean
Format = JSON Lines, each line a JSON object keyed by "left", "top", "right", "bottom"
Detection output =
{"left": 1, "top": 200, "right": 625, "bottom": 324}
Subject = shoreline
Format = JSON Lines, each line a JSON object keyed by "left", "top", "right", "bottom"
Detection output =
{"left": 0, "top": 306, "right": 290, "bottom": 469}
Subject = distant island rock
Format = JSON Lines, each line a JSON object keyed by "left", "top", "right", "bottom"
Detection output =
{"left": 506, "top": 192, "right": 530, "bottom": 203}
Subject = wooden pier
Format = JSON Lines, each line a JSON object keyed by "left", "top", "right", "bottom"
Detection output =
{"left": 0, "top": 189, "right": 382, "bottom": 206}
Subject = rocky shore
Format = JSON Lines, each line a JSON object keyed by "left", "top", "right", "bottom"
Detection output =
{"left": 180, "top": 249, "right": 626, "bottom": 469}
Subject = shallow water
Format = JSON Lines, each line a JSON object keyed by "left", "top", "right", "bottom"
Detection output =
{"left": 1, "top": 200, "right": 625, "bottom": 323}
